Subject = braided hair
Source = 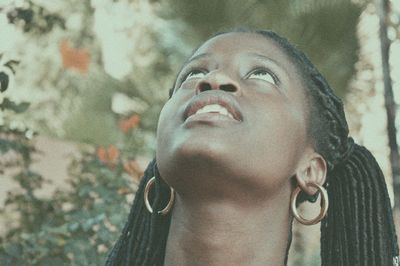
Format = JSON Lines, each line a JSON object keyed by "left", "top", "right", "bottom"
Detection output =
{"left": 106, "top": 30, "right": 399, "bottom": 266}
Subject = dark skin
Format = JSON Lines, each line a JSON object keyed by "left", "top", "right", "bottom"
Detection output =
{"left": 156, "top": 32, "right": 327, "bottom": 265}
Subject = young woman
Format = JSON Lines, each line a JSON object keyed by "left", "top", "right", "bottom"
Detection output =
{"left": 106, "top": 30, "right": 399, "bottom": 265}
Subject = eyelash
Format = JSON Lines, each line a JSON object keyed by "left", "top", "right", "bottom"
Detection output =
{"left": 179, "top": 68, "right": 208, "bottom": 85}
{"left": 176, "top": 67, "right": 279, "bottom": 88}
{"left": 246, "top": 67, "right": 279, "bottom": 85}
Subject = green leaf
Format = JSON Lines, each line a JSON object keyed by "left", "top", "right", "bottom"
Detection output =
{"left": 1, "top": 243, "right": 22, "bottom": 257}
{"left": 0, "top": 139, "right": 12, "bottom": 153}
{"left": 47, "top": 225, "right": 70, "bottom": 236}
{"left": 81, "top": 213, "right": 105, "bottom": 232}
{"left": 68, "top": 222, "right": 80, "bottom": 232}
{"left": 0, "top": 250, "right": 27, "bottom": 266}
{"left": 0, "top": 98, "right": 30, "bottom": 113}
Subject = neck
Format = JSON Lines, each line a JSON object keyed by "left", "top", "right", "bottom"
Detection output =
{"left": 163, "top": 189, "right": 291, "bottom": 266}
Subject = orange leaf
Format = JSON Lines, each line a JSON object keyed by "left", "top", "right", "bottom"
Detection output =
{"left": 118, "top": 119, "right": 130, "bottom": 134}
{"left": 96, "top": 145, "right": 119, "bottom": 165}
{"left": 127, "top": 114, "right": 140, "bottom": 128}
{"left": 60, "top": 40, "right": 90, "bottom": 74}
{"left": 107, "top": 145, "right": 119, "bottom": 164}
{"left": 118, "top": 114, "right": 141, "bottom": 134}
{"left": 96, "top": 146, "right": 107, "bottom": 162}
{"left": 123, "top": 160, "right": 143, "bottom": 182}
{"left": 117, "top": 187, "right": 130, "bottom": 195}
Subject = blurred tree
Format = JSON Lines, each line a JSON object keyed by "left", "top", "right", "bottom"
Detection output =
{"left": 164, "top": 0, "right": 366, "bottom": 96}
{"left": 376, "top": 0, "right": 400, "bottom": 208}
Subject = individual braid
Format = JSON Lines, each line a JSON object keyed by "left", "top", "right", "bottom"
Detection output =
{"left": 252, "top": 30, "right": 399, "bottom": 265}
{"left": 105, "top": 159, "right": 172, "bottom": 265}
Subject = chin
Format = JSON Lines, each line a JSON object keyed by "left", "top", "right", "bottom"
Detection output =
{"left": 167, "top": 136, "right": 226, "bottom": 169}
{"left": 156, "top": 137, "right": 233, "bottom": 188}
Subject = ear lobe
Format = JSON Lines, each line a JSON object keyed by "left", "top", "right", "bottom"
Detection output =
{"left": 295, "top": 153, "right": 327, "bottom": 196}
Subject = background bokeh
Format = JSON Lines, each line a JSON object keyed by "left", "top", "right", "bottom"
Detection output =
{"left": 0, "top": 0, "right": 399, "bottom": 265}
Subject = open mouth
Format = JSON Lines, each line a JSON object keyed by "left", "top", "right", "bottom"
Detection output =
{"left": 184, "top": 93, "right": 243, "bottom": 122}
{"left": 190, "top": 104, "right": 235, "bottom": 119}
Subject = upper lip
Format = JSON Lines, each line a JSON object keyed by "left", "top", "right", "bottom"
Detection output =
{"left": 183, "top": 92, "right": 243, "bottom": 122}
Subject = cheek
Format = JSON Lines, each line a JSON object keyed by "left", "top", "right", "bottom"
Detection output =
{"left": 245, "top": 104, "right": 307, "bottom": 179}
{"left": 253, "top": 127, "right": 299, "bottom": 171}
{"left": 156, "top": 100, "right": 179, "bottom": 183}
{"left": 156, "top": 99, "right": 177, "bottom": 148}
{"left": 155, "top": 94, "right": 188, "bottom": 161}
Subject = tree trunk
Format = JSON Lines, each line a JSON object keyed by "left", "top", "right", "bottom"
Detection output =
{"left": 376, "top": 0, "right": 400, "bottom": 208}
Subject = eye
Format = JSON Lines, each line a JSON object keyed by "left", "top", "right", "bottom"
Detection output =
{"left": 247, "top": 69, "right": 277, "bottom": 85}
{"left": 184, "top": 69, "right": 206, "bottom": 81}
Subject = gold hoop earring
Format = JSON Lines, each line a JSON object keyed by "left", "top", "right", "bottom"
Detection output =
{"left": 290, "top": 182, "right": 329, "bottom": 225}
{"left": 144, "top": 176, "right": 175, "bottom": 215}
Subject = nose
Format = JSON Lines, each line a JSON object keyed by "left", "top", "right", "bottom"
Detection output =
{"left": 195, "top": 71, "right": 240, "bottom": 94}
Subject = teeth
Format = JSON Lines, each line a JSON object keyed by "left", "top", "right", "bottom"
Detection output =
{"left": 194, "top": 104, "right": 234, "bottom": 119}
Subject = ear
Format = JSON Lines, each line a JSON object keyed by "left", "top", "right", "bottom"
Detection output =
{"left": 295, "top": 150, "right": 327, "bottom": 196}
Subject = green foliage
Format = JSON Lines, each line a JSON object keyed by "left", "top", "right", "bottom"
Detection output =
{"left": 6, "top": 0, "right": 66, "bottom": 34}
{"left": 1, "top": 147, "right": 137, "bottom": 265}
{"left": 0, "top": 98, "right": 30, "bottom": 113}
{"left": 0, "top": 49, "right": 138, "bottom": 265}
{"left": 62, "top": 75, "right": 121, "bottom": 146}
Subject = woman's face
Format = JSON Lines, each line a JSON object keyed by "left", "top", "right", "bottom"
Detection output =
{"left": 156, "top": 32, "right": 311, "bottom": 200}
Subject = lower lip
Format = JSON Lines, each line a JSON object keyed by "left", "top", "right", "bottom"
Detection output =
{"left": 184, "top": 112, "right": 240, "bottom": 124}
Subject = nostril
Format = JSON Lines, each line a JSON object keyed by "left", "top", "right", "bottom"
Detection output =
{"left": 198, "top": 82, "right": 212, "bottom": 92}
{"left": 220, "top": 84, "right": 237, "bottom": 92}
{"left": 196, "top": 81, "right": 238, "bottom": 94}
